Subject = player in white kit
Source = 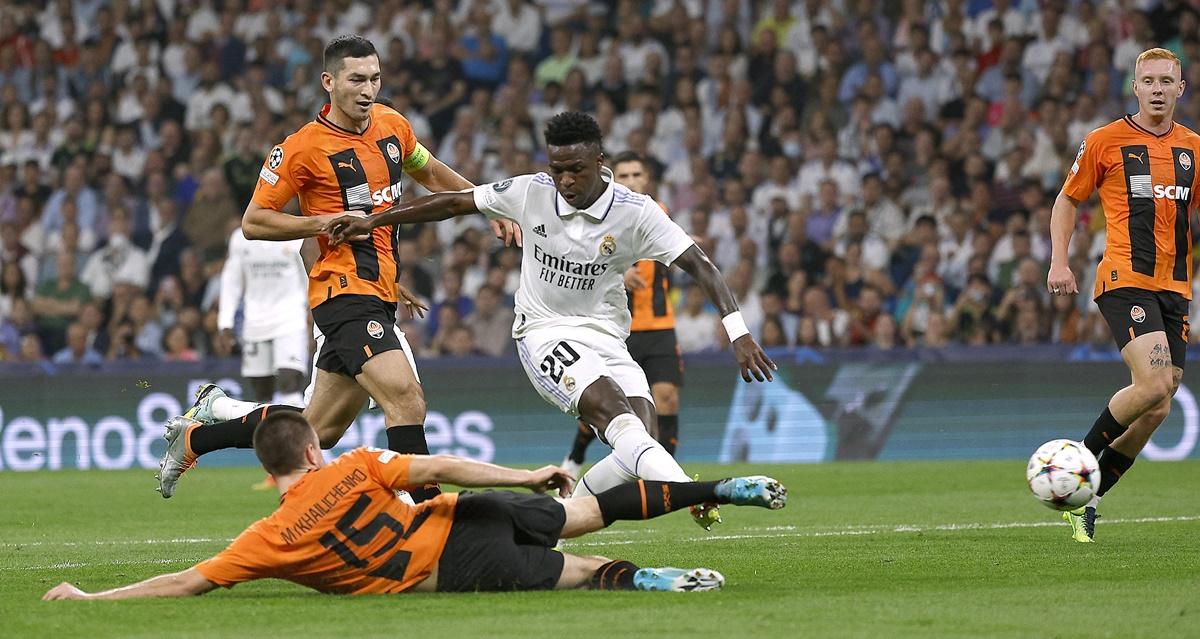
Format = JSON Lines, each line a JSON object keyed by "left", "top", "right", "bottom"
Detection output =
{"left": 328, "top": 112, "right": 776, "bottom": 528}
{"left": 218, "top": 230, "right": 311, "bottom": 405}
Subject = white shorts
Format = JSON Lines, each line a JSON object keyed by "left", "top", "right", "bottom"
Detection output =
{"left": 241, "top": 330, "right": 310, "bottom": 378}
{"left": 515, "top": 325, "right": 651, "bottom": 417}
{"left": 302, "top": 323, "right": 419, "bottom": 408}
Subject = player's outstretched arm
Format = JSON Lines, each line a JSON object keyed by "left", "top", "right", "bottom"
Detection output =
{"left": 324, "top": 192, "right": 480, "bottom": 245}
{"left": 672, "top": 245, "right": 777, "bottom": 382}
{"left": 43, "top": 567, "right": 216, "bottom": 601}
{"left": 408, "top": 153, "right": 521, "bottom": 247}
{"left": 242, "top": 202, "right": 344, "bottom": 241}
{"left": 1047, "top": 190, "right": 1081, "bottom": 296}
{"left": 405, "top": 455, "right": 573, "bottom": 497}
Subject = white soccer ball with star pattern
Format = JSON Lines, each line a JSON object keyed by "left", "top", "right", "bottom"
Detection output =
{"left": 1026, "top": 439, "right": 1100, "bottom": 511}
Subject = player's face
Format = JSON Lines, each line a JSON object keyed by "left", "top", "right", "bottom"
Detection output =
{"left": 1132, "top": 58, "right": 1185, "bottom": 120}
{"left": 613, "top": 160, "right": 649, "bottom": 194}
{"left": 322, "top": 55, "right": 381, "bottom": 122}
{"left": 546, "top": 143, "right": 605, "bottom": 207}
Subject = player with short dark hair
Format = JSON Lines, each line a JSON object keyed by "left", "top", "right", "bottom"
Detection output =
{"left": 562, "top": 150, "right": 688, "bottom": 480}
{"left": 1048, "top": 48, "right": 1200, "bottom": 542}
{"left": 44, "top": 412, "right": 786, "bottom": 600}
{"left": 155, "top": 35, "right": 520, "bottom": 502}
{"left": 326, "top": 111, "right": 775, "bottom": 530}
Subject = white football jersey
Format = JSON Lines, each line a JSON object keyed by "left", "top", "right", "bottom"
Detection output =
{"left": 472, "top": 168, "right": 695, "bottom": 339}
{"left": 218, "top": 230, "right": 309, "bottom": 342}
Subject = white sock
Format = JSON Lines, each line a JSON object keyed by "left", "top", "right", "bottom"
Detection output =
{"left": 1087, "top": 494, "right": 1102, "bottom": 509}
{"left": 603, "top": 413, "right": 689, "bottom": 482}
{"left": 274, "top": 391, "right": 305, "bottom": 407}
{"left": 211, "top": 396, "right": 265, "bottom": 420}
{"left": 571, "top": 453, "right": 637, "bottom": 498}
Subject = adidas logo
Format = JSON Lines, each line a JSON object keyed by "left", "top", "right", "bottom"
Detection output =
{"left": 533, "top": 224, "right": 547, "bottom": 237}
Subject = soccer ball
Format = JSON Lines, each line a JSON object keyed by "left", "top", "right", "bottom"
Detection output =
{"left": 1026, "top": 439, "right": 1100, "bottom": 511}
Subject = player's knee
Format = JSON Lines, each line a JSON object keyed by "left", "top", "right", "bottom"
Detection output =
{"left": 653, "top": 384, "right": 679, "bottom": 414}
{"left": 1141, "top": 374, "right": 1175, "bottom": 406}
{"left": 378, "top": 381, "right": 427, "bottom": 422}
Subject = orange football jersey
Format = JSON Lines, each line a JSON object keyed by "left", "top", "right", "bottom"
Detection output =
{"left": 1064, "top": 116, "right": 1200, "bottom": 299}
{"left": 251, "top": 103, "right": 423, "bottom": 309}
{"left": 628, "top": 200, "right": 677, "bottom": 332}
{"left": 194, "top": 448, "right": 458, "bottom": 595}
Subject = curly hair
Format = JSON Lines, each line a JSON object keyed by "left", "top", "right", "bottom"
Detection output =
{"left": 544, "top": 111, "right": 603, "bottom": 148}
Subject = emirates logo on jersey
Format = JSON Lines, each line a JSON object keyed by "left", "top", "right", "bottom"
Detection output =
{"left": 1180, "top": 152, "right": 1192, "bottom": 170}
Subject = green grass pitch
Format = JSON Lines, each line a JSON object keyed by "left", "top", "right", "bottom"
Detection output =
{"left": 2, "top": 460, "right": 1197, "bottom": 638}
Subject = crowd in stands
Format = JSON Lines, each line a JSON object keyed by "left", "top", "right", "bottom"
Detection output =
{"left": 1, "top": 0, "right": 1199, "bottom": 369}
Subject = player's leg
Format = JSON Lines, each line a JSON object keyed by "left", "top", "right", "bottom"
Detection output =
{"left": 355, "top": 331, "right": 441, "bottom": 502}
{"left": 557, "top": 476, "right": 787, "bottom": 539}
{"left": 651, "top": 382, "right": 680, "bottom": 454}
{"left": 1069, "top": 290, "right": 1184, "bottom": 540}
{"left": 301, "top": 368, "right": 369, "bottom": 447}
{"left": 239, "top": 339, "right": 275, "bottom": 403}
{"left": 271, "top": 329, "right": 311, "bottom": 406}
{"left": 641, "top": 330, "right": 685, "bottom": 455}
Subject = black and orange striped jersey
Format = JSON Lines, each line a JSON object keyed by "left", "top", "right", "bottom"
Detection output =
{"left": 628, "top": 200, "right": 676, "bottom": 332}
{"left": 251, "top": 103, "right": 430, "bottom": 309}
{"left": 1064, "top": 116, "right": 1200, "bottom": 300}
{"left": 194, "top": 448, "right": 458, "bottom": 595}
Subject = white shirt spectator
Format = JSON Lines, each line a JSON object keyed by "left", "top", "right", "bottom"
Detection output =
{"left": 491, "top": 0, "right": 543, "bottom": 54}
{"left": 80, "top": 236, "right": 150, "bottom": 298}
{"left": 186, "top": 2, "right": 221, "bottom": 40}
{"left": 185, "top": 81, "right": 237, "bottom": 132}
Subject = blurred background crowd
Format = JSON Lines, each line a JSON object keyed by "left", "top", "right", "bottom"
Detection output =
{"left": 1, "top": 0, "right": 1199, "bottom": 368}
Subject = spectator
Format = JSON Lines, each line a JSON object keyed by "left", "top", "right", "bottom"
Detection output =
{"left": 465, "top": 284, "right": 514, "bottom": 357}
{"left": 30, "top": 252, "right": 89, "bottom": 352}
{"left": 80, "top": 207, "right": 149, "bottom": 299}
{"left": 162, "top": 323, "right": 199, "bottom": 362}
{"left": 51, "top": 321, "right": 103, "bottom": 365}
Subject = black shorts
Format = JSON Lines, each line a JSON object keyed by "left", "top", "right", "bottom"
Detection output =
{"left": 1095, "top": 287, "right": 1189, "bottom": 368}
{"left": 311, "top": 294, "right": 402, "bottom": 377}
{"left": 436, "top": 491, "right": 567, "bottom": 592}
{"left": 626, "top": 329, "right": 683, "bottom": 386}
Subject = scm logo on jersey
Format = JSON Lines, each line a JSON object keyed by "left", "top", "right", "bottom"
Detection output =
{"left": 1152, "top": 184, "right": 1191, "bottom": 200}
{"left": 372, "top": 181, "right": 404, "bottom": 206}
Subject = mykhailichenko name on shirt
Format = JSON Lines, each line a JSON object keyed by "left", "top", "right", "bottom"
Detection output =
{"left": 470, "top": 167, "right": 695, "bottom": 340}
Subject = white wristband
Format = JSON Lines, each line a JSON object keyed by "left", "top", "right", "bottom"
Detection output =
{"left": 722, "top": 311, "right": 750, "bottom": 342}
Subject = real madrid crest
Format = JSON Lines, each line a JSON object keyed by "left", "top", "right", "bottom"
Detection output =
{"left": 1180, "top": 151, "right": 1192, "bottom": 171}
{"left": 599, "top": 234, "right": 616, "bottom": 257}
{"left": 563, "top": 375, "right": 576, "bottom": 392}
{"left": 386, "top": 142, "right": 401, "bottom": 164}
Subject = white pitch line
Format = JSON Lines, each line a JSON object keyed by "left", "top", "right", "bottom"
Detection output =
{"left": 562, "top": 515, "right": 1200, "bottom": 548}
{"left": 2, "top": 516, "right": 1197, "bottom": 564}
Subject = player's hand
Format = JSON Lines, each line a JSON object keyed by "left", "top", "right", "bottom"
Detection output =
{"left": 623, "top": 266, "right": 647, "bottom": 290}
{"left": 43, "top": 582, "right": 90, "bottom": 601}
{"left": 526, "top": 465, "right": 575, "bottom": 498}
{"left": 732, "top": 334, "right": 776, "bottom": 383}
{"left": 1046, "top": 263, "right": 1078, "bottom": 296}
{"left": 396, "top": 284, "right": 429, "bottom": 319}
{"left": 490, "top": 219, "right": 522, "bottom": 247}
{"left": 323, "top": 214, "right": 374, "bottom": 246}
